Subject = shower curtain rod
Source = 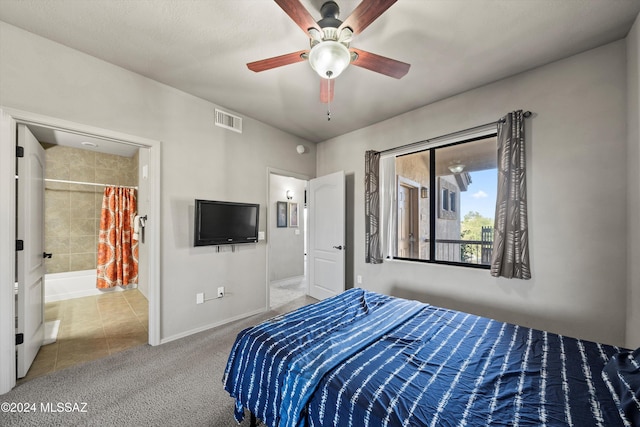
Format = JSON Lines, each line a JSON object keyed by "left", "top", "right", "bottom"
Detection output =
{"left": 44, "top": 178, "right": 138, "bottom": 190}
{"left": 379, "top": 110, "right": 532, "bottom": 155}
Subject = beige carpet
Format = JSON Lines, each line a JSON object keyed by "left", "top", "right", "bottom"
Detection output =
{"left": 1, "top": 296, "right": 316, "bottom": 427}
{"left": 270, "top": 277, "right": 307, "bottom": 309}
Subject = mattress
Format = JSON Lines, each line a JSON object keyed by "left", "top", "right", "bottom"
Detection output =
{"left": 224, "top": 288, "right": 633, "bottom": 427}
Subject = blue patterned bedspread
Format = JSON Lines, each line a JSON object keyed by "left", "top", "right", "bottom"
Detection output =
{"left": 223, "top": 288, "right": 628, "bottom": 427}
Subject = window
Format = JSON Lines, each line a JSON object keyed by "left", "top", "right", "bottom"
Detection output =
{"left": 389, "top": 134, "right": 497, "bottom": 268}
{"left": 441, "top": 188, "right": 449, "bottom": 211}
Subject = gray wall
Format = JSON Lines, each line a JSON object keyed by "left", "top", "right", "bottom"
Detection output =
{"left": 0, "top": 22, "right": 316, "bottom": 341}
{"left": 317, "top": 40, "right": 631, "bottom": 347}
{"left": 1, "top": 18, "right": 638, "bottom": 348}
{"left": 627, "top": 13, "right": 640, "bottom": 349}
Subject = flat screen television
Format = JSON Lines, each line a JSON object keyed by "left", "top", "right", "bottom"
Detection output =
{"left": 194, "top": 199, "right": 260, "bottom": 246}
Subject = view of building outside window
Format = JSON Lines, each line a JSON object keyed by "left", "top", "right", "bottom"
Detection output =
{"left": 395, "top": 136, "right": 497, "bottom": 266}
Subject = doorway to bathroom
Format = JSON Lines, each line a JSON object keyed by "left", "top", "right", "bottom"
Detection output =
{"left": 19, "top": 124, "right": 148, "bottom": 383}
{"left": 267, "top": 169, "right": 309, "bottom": 309}
{"left": 0, "top": 108, "right": 161, "bottom": 392}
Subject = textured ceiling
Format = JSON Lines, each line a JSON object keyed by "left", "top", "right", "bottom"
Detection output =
{"left": 1, "top": 0, "right": 639, "bottom": 143}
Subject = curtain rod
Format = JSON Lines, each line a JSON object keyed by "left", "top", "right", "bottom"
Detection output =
{"left": 379, "top": 110, "right": 532, "bottom": 155}
{"left": 44, "top": 178, "right": 138, "bottom": 190}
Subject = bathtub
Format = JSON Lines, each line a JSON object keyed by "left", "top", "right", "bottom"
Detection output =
{"left": 44, "top": 269, "right": 137, "bottom": 303}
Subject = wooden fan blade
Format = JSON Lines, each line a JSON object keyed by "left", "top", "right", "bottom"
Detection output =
{"left": 274, "top": 0, "right": 321, "bottom": 35}
{"left": 320, "top": 78, "right": 334, "bottom": 103}
{"left": 247, "top": 50, "right": 308, "bottom": 72}
{"left": 350, "top": 48, "right": 410, "bottom": 79}
{"left": 339, "top": 0, "right": 398, "bottom": 35}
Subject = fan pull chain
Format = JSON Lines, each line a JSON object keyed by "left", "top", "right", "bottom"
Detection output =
{"left": 326, "top": 71, "right": 332, "bottom": 121}
{"left": 327, "top": 83, "right": 331, "bottom": 121}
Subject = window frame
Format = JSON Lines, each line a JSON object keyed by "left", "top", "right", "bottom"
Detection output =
{"left": 383, "top": 131, "right": 498, "bottom": 270}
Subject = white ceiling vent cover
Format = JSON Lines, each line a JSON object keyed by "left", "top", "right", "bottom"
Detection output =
{"left": 215, "top": 109, "right": 242, "bottom": 133}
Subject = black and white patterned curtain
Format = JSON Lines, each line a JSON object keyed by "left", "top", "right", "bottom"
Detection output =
{"left": 365, "top": 150, "right": 383, "bottom": 264}
{"left": 490, "top": 110, "right": 531, "bottom": 279}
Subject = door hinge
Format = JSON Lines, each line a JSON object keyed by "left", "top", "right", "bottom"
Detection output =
{"left": 16, "top": 146, "right": 24, "bottom": 158}
{"left": 16, "top": 240, "right": 24, "bottom": 251}
{"left": 15, "top": 333, "right": 24, "bottom": 345}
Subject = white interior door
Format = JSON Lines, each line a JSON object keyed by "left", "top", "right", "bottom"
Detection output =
{"left": 16, "top": 124, "right": 45, "bottom": 378}
{"left": 308, "top": 171, "right": 345, "bottom": 300}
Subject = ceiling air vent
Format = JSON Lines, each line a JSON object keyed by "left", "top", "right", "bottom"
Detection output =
{"left": 215, "top": 109, "right": 242, "bottom": 133}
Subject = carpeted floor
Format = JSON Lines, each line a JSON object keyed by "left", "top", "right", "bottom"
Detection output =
{"left": 270, "top": 277, "right": 307, "bottom": 309}
{"left": 1, "top": 295, "right": 316, "bottom": 427}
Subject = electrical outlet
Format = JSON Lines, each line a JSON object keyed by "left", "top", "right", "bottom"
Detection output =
{"left": 357, "top": 275, "right": 362, "bottom": 284}
{"left": 217, "top": 286, "right": 225, "bottom": 298}
{"left": 196, "top": 293, "right": 204, "bottom": 304}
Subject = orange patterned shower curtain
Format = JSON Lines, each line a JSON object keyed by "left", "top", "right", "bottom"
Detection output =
{"left": 96, "top": 186, "right": 139, "bottom": 289}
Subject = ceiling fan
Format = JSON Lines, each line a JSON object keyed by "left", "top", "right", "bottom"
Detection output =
{"left": 247, "top": 0, "right": 411, "bottom": 105}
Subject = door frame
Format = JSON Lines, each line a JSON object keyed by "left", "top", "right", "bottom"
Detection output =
{"left": 397, "top": 176, "right": 420, "bottom": 258}
{"left": 0, "top": 107, "right": 162, "bottom": 394}
{"left": 265, "top": 167, "right": 310, "bottom": 311}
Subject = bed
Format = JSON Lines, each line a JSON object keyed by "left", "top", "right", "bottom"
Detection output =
{"left": 223, "top": 288, "right": 639, "bottom": 427}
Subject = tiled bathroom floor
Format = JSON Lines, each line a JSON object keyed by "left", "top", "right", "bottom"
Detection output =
{"left": 19, "top": 289, "right": 148, "bottom": 384}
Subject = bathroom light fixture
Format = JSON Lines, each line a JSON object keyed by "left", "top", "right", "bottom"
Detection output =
{"left": 296, "top": 145, "right": 306, "bottom": 154}
{"left": 286, "top": 190, "right": 293, "bottom": 200}
{"left": 448, "top": 164, "right": 465, "bottom": 174}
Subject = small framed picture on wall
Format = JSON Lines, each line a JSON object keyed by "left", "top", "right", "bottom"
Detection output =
{"left": 289, "top": 202, "right": 298, "bottom": 227}
{"left": 277, "top": 201, "right": 288, "bottom": 227}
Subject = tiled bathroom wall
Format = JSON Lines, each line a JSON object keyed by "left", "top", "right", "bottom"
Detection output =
{"left": 43, "top": 145, "right": 139, "bottom": 274}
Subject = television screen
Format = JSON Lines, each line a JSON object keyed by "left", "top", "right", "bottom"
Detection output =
{"left": 194, "top": 199, "right": 259, "bottom": 246}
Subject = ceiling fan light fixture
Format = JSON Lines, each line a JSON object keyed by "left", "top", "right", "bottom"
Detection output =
{"left": 308, "top": 40, "right": 350, "bottom": 79}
